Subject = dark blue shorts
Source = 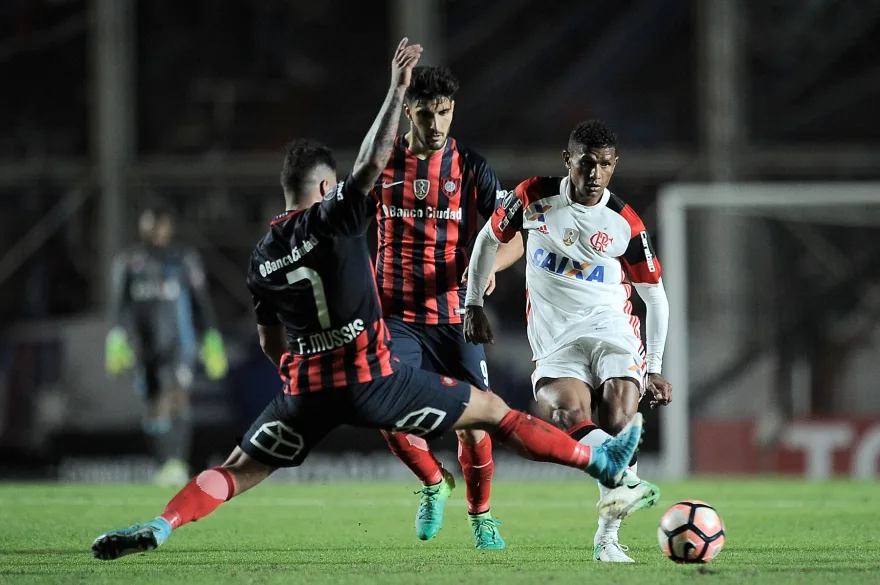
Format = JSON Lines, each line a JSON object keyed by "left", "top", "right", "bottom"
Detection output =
{"left": 239, "top": 363, "right": 471, "bottom": 468}
{"left": 385, "top": 317, "right": 490, "bottom": 390}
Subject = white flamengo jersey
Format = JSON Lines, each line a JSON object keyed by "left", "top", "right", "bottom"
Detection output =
{"left": 489, "top": 176, "right": 662, "bottom": 360}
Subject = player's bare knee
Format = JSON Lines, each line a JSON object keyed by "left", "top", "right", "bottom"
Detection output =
{"left": 536, "top": 383, "right": 591, "bottom": 430}
{"left": 456, "top": 428, "right": 486, "bottom": 444}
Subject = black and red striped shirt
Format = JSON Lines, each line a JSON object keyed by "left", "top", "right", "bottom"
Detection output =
{"left": 247, "top": 175, "right": 394, "bottom": 395}
{"left": 371, "top": 136, "right": 503, "bottom": 325}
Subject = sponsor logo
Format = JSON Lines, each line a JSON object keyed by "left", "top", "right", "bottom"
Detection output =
{"left": 413, "top": 179, "right": 430, "bottom": 200}
{"left": 640, "top": 231, "right": 656, "bottom": 272}
{"left": 380, "top": 204, "right": 462, "bottom": 220}
{"left": 589, "top": 230, "right": 613, "bottom": 252}
{"left": 259, "top": 235, "right": 319, "bottom": 278}
{"left": 382, "top": 180, "right": 404, "bottom": 189}
{"left": 537, "top": 225, "right": 549, "bottom": 234}
{"left": 440, "top": 376, "right": 457, "bottom": 387}
{"left": 293, "top": 318, "right": 366, "bottom": 355}
{"left": 564, "top": 228, "right": 581, "bottom": 246}
{"left": 531, "top": 248, "right": 605, "bottom": 282}
{"left": 526, "top": 203, "right": 552, "bottom": 222}
{"left": 442, "top": 178, "right": 460, "bottom": 197}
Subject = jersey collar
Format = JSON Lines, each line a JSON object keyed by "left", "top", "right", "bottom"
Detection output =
{"left": 562, "top": 175, "right": 611, "bottom": 210}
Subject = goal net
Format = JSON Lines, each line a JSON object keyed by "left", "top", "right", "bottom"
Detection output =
{"left": 657, "top": 183, "right": 880, "bottom": 479}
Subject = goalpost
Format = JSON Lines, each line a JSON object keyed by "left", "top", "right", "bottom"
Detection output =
{"left": 657, "top": 183, "right": 880, "bottom": 479}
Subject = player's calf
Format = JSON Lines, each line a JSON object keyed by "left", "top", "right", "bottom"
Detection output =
{"left": 92, "top": 448, "right": 275, "bottom": 560}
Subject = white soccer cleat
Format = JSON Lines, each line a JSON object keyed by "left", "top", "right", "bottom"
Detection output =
{"left": 597, "top": 478, "right": 660, "bottom": 520}
{"left": 593, "top": 536, "right": 635, "bottom": 563}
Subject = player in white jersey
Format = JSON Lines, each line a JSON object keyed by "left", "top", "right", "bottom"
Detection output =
{"left": 463, "top": 120, "right": 673, "bottom": 563}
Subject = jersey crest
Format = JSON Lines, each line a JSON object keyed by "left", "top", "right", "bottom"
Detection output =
{"left": 562, "top": 228, "right": 580, "bottom": 246}
{"left": 413, "top": 179, "right": 430, "bottom": 200}
{"left": 589, "top": 230, "right": 613, "bottom": 252}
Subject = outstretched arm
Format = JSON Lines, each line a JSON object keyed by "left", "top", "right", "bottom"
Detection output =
{"left": 349, "top": 38, "right": 422, "bottom": 195}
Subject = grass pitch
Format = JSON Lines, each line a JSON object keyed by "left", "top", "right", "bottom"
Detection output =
{"left": 1, "top": 479, "right": 879, "bottom": 584}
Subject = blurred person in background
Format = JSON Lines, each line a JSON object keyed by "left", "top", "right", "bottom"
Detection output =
{"left": 371, "top": 65, "right": 524, "bottom": 549}
{"left": 105, "top": 205, "right": 228, "bottom": 486}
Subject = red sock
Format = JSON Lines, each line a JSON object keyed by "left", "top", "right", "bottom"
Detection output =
{"left": 494, "top": 411, "right": 593, "bottom": 470}
{"left": 458, "top": 434, "right": 493, "bottom": 515}
{"left": 160, "top": 467, "right": 236, "bottom": 529}
{"left": 382, "top": 430, "right": 443, "bottom": 486}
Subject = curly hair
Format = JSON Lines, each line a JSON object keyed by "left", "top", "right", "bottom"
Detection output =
{"left": 405, "top": 66, "right": 460, "bottom": 104}
{"left": 568, "top": 120, "right": 618, "bottom": 153}
{"left": 280, "top": 139, "right": 337, "bottom": 195}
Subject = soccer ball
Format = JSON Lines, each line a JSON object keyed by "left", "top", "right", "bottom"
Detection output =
{"left": 657, "top": 500, "right": 725, "bottom": 563}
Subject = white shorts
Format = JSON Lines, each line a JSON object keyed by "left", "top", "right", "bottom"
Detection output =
{"left": 530, "top": 313, "right": 646, "bottom": 398}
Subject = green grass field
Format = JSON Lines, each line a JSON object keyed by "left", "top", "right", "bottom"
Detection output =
{"left": 1, "top": 480, "right": 879, "bottom": 584}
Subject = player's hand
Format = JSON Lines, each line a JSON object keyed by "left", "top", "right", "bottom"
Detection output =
{"left": 461, "top": 270, "right": 497, "bottom": 296}
{"left": 201, "top": 328, "right": 228, "bottom": 380}
{"left": 105, "top": 327, "right": 135, "bottom": 375}
{"left": 391, "top": 37, "right": 423, "bottom": 89}
{"left": 646, "top": 373, "right": 673, "bottom": 408}
{"left": 463, "top": 305, "right": 494, "bottom": 345}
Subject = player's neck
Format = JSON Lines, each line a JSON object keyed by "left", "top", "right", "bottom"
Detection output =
{"left": 404, "top": 130, "right": 443, "bottom": 160}
{"left": 569, "top": 189, "right": 603, "bottom": 207}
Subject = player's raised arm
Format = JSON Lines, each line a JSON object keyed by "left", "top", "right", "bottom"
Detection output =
{"left": 350, "top": 38, "right": 422, "bottom": 195}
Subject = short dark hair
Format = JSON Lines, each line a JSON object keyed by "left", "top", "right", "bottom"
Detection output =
{"left": 568, "top": 120, "right": 618, "bottom": 153}
{"left": 280, "top": 139, "right": 336, "bottom": 195}
{"left": 405, "top": 66, "right": 459, "bottom": 104}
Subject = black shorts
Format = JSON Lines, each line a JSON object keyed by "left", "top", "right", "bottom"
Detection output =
{"left": 385, "top": 317, "right": 490, "bottom": 390}
{"left": 239, "top": 363, "right": 471, "bottom": 468}
{"left": 135, "top": 357, "right": 195, "bottom": 400}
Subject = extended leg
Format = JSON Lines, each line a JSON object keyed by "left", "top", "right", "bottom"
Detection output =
{"left": 92, "top": 447, "right": 274, "bottom": 560}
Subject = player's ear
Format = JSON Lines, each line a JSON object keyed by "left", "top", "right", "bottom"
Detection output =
{"left": 403, "top": 102, "right": 413, "bottom": 122}
{"left": 318, "top": 179, "right": 331, "bottom": 198}
{"left": 562, "top": 150, "right": 572, "bottom": 170}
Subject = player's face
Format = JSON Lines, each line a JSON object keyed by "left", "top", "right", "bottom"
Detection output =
{"left": 404, "top": 97, "right": 454, "bottom": 151}
{"left": 564, "top": 147, "right": 618, "bottom": 200}
{"left": 138, "top": 210, "right": 157, "bottom": 243}
{"left": 154, "top": 214, "right": 175, "bottom": 247}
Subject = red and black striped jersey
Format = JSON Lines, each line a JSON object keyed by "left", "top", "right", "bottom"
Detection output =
{"left": 247, "top": 175, "right": 394, "bottom": 396}
{"left": 371, "top": 136, "right": 503, "bottom": 325}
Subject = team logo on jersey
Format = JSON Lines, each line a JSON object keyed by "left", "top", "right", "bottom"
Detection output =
{"left": 441, "top": 178, "right": 460, "bottom": 197}
{"left": 526, "top": 204, "right": 552, "bottom": 222}
{"left": 563, "top": 228, "right": 580, "bottom": 246}
{"left": 440, "top": 376, "right": 457, "bottom": 387}
{"left": 590, "top": 230, "right": 613, "bottom": 252}
{"left": 413, "top": 179, "right": 430, "bottom": 200}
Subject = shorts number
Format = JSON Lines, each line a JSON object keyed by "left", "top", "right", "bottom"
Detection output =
{"left": 480, "top": 360, "right": 489, "bottom": 388}
{"left": 285, "top": 267, "right": 331, "bottom": 329}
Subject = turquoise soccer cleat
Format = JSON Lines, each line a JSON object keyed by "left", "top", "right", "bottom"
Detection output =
{"left": 587, "top": 413, "right": 644, "bottom": 488}
{"left": 469, "top": 512, "right": 506, "bottom": 550}
{"left": 414, "top": 467, "right": 455, "bottom": 541}
{"left": 91, "top": 518, "right": 172, "bottom": 560}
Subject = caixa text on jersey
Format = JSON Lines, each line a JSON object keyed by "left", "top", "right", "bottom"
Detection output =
{"left": 258, "top": 235, "right": 320, "bottom": 278}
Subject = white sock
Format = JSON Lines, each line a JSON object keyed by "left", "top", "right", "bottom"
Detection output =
{"left": 577, "top": 430, "right": 640, "bottom": 544}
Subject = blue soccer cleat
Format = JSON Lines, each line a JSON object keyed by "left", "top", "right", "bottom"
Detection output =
{"left": 587, "top": 413, "right": 644, "bottom": 489}
{"left": 414, "top": 467, "right": 455, "bottom": 540}
{"left": 91, "top": 518, "right": 172, "bottom": 560}
{"left": 469, "top": 512, "right": 506, "bottom": 550}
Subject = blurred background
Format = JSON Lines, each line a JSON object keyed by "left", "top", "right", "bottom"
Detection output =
{"left": 2, "top": 0, "right": 880, "bottom": 482}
